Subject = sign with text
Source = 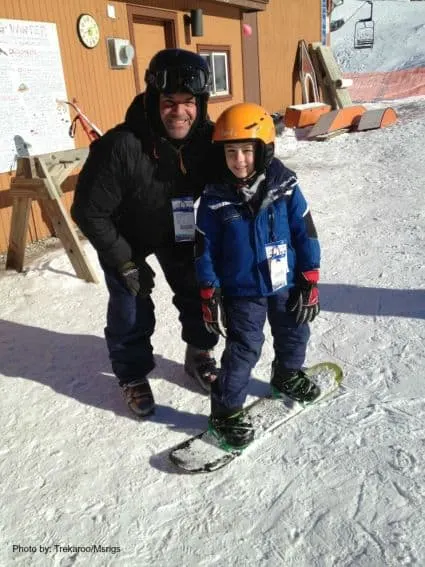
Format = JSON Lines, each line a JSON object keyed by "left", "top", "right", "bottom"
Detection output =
{"left": 0, "top": 19, "right": 74, "bottom": 173}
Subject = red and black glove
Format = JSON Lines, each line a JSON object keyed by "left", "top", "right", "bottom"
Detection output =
{"left": 200, "top": 287, "right": 227, "bottom": 337}
{"left": 286, "top": 270, "right": 320, "bottom": 325}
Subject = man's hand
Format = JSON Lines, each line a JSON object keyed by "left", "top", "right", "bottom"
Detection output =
{"left": 200, "top": 287, "right": 226, "bottom": 337}
{"left": 120, "top": 261, "right": 155, "bottom": 297}
{"left": 286, "top": 270, "right": 320, "bottom": 325}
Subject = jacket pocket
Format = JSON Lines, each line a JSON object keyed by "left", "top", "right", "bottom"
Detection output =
{"left": 220, "top": 205, "right": 241, "bottom": 224}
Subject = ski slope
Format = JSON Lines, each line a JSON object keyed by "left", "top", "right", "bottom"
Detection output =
{"left": 331, "top": 0, "right": 425, "bottom": 73}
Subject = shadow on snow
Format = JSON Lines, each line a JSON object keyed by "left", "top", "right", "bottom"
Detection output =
{"left": 0, "top": 319, "right": 213, "bottom": 423}
{"left": 1, "top": 278, "right": 422, "bottom": 472}
{"left": 320, "top": 284, "right": 425, "bottom": 320}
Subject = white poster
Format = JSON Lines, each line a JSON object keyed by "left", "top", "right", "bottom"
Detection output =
{"left": 0, "top": 19, "right": 74, "bottom": 173}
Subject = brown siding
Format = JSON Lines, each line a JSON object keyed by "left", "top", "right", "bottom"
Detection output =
{"left": 257, "top": 0, "right": 321, "bottom": 113}
{"left": 0, "top": 0, "right": 136, "bottom": 253}
{"left": 241, "top": 12, "right": 260, "bottom": 104}
{"left": 0, "top": 0, "right": 245, "bottom": 253}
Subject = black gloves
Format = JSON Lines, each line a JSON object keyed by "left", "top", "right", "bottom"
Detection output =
{"left": 200, "top": 287, "right": 227, "bottom": 337}
{"left": 286, "top": 270, "right": 320, "bottom": 325}
{"left": 120, "top": 261, "right": 155, "bottom": 297}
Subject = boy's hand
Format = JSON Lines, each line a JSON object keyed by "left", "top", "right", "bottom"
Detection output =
{"left": 200, "top": 287, "right": 227, "bottom": 337}
{"left": 286, "top": 270, "right": 320, "bottom": 325}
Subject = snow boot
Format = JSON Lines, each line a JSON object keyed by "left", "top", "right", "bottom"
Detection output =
{"left": 271, "top": 361, "right": 320, "bottom": 404}
{"left": 184, "top": 345, "right": 218, "bottom": 393}
{"left": 208, "top": 410, "right": 255, "bottom": 450}
{"left": 122, "top": 378, "right": 155, "bottom": 417}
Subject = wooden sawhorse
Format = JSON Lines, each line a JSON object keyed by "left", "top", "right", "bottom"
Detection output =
{"left": 6, "top": 148, "right": 99, "bottom": 283}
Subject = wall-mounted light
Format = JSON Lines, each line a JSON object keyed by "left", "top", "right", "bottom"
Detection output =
{"left": 184, "top": 9, "right": 204, "bottom": 37}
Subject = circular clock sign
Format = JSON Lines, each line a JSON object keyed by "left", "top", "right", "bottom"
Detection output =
{"left": 77, "top": 13, "right": 100, "bottom": 49}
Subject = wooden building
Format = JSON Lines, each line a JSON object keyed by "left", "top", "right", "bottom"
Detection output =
{"left": 0, "top": 0, "right": 323, "bottom": 254}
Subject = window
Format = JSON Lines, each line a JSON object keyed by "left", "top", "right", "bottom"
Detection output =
{"left": 199, "top": 46, "right": 231, "bottom": 98}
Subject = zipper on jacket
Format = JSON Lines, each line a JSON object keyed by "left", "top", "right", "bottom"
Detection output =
{"left": 268, "top": 207, "right": 277, "bottom": 242}
{"left": 178, "top": 149, "right": 187, "bottom": 175}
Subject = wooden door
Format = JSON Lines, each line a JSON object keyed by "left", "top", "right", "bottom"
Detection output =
{"left": 127, "top": 6, "right": 179, "bottom": 93}
{"left": 133, "top": 22, "right": 166, "bottom": 92}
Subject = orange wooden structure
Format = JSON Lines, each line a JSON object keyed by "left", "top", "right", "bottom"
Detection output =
{"left": 354, "top": 108, "right": 398, "bottom": 132}
{"left": 284, "top": 103, "right": 332, "bottom": 128}
{"left": 307, "top": 105, "right": 367, "bottom": 139}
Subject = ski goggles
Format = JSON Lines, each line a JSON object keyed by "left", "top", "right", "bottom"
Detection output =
{"left": 145, "top": 65, "right": 210, "bottom": 95}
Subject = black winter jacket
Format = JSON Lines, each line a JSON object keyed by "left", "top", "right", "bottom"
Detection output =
{"left": 71, "top": 93, "right": 214, "bottom": 269}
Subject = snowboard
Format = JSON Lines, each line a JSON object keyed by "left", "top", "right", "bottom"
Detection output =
{"left": 169, "top": 362, "right": 343, "bottom": 473}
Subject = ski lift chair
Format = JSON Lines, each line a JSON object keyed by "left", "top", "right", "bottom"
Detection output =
{"left": 354, "top": 1, "right": 375, "bottom": 49}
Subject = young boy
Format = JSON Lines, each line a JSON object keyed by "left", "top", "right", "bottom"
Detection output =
{"left": 195, "top": 102, "right": 321, "bottom": 450}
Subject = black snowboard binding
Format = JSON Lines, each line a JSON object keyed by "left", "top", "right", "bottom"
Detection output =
{"left": 271, "top": 361, "right": 320, "bottom": 404}
{"left": 208, "top": 411, "right": 255, "bottom": 451}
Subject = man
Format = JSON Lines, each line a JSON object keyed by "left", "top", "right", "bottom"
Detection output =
{"left": 71, "top": 49, "right": 219, "bottom": 418}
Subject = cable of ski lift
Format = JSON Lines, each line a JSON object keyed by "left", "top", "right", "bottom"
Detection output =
{"left": 330, "top": 0, "right": 372, "bottom": 32}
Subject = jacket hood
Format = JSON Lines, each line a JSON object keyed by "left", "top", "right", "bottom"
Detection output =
{"left": 266, "top": 158, "right": 297, "bottom": 188}
{"left": 124, "top": 92, "right": 149, "bottom": 139}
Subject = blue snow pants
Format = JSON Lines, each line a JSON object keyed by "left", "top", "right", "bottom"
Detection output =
{"left": 102, "top": 244, "right": 218, "bottom": 385}
{"left": 211, "top": 293, "right": 310, "bottom": 413}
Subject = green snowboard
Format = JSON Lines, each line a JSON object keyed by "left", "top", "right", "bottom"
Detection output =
{"left": 169, "top": 362, "right": 343, "bottom": 473}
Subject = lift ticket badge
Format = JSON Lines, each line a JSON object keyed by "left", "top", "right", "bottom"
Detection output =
{"left": 172, "top": 197, "right": 195, "bottom": 242}
{"left": 265, "top": 241, "right": 288, "bottom": 291}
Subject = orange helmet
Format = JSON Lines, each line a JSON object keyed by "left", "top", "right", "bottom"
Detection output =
{"left": 213, "top": 103, "right": 275, "bottom": 177}
{"left": 213, "top": 102, "right": 275, "bottom": 145}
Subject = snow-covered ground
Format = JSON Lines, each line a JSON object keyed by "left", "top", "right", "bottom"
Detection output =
{"left": 1, "top": 3, "right": 425, "bottom": 563}
{"left": 1, "top": 95, "right": 424, "bottom": 566}
{"left": 331, "top": 0, "right": 425, "bottom": 73}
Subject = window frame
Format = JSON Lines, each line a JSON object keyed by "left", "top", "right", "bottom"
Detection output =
{"left": 197, "top": 44, "right": 232, "bottom": 102}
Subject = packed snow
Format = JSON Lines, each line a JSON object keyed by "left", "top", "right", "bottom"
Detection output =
{"left": 1, "top": 6, "right": 425, "bottom": 567}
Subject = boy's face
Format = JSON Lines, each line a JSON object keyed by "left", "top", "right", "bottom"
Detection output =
{"left": 224, "top": 142, "right": 255, "bottom": 179}
{"left": 159, "top": 92, "right": 197, "bottom": 139}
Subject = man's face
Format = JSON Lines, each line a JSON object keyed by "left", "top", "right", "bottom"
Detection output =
{"left": 159, "top": 92, "right": 197, "bottom": 139}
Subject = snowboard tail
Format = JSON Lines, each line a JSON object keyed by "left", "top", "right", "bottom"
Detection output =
{"left": 169, "top": 362, "right": 343, "bottom": 474}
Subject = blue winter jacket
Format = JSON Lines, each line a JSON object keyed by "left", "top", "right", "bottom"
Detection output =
{"left": 195, "top": 158, "right": 320, "bottom": 297}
